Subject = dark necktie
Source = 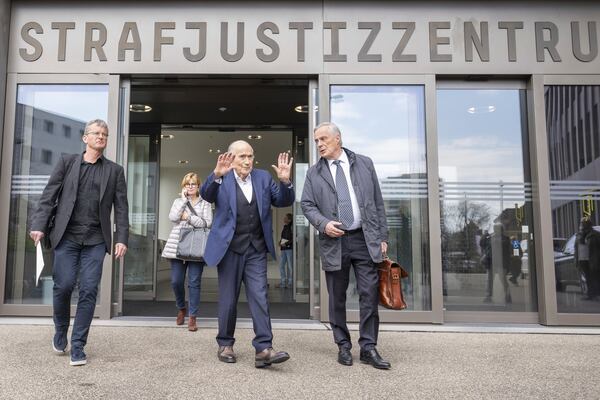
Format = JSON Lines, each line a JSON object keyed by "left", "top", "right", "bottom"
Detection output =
{"left": 333, "top": 160, "right": 354, "bottom": 229}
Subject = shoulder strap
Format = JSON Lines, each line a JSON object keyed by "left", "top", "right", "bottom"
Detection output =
{"left": 186, "top": 201, "right": 198, "bottom": 216}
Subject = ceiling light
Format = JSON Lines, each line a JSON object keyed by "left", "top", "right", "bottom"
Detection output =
{"left": 160, "top": 134, "right": 174, "bottom": 139}
{"left": 297, "top": 139, "right": 304, "bottom": 145}
{"left": 247, "top": 135, "right": 262, "bottom": 140}
{"left": 208, "top": 149, "right": 214, "bottom": 153}
{"left": 294, "top": 105, "right": 309, "bottom": 113}
{"left": 467, "top": 105, "right": 496, "bottom": 114}
{"left": 130, "top": 104, "right": 152, "bottom": 112}
{"left": 178, "top": 160, "right": 189, "bottom": 164}
{"left": 218, "top": 106, "right": 227, "bottom": 112}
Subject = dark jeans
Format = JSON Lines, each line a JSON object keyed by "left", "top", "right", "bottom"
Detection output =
{"left": 216, "top": 244, "right": 273, "bottom": 352}
{"left": 279, "top": 249, "right": 293, "bottom": 286}
{"left": 52, "top": 239, "right": 106, "bottom": 350}
{"left": 170, "top": 259, "right": 205, "bottom": 316}
{"left": 325, "top": 230, "right": 379, "bottom": 351}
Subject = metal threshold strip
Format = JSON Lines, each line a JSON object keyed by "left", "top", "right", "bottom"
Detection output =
{"left": 2, "top": 317, "right": 600, "bottom": 335}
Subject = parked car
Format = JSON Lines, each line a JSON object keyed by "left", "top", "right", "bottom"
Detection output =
{"left": 553, "top": 227, "right": 600, "bottom": 293}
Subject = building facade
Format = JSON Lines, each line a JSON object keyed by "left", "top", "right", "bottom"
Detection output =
{"left": 1, "top": 0, "right": 600, "bottom": 325}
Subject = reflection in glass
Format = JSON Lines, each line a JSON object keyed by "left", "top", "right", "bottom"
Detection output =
{"left": 124, "top": 135, "right": 157, "bottom": 297}
{"left": 546, "top": 85, "right": 600, "bottom": 313}
{"left": 330, "top": 85, "right": 431, "bottom": 311}
{"left": 4, "top": 84, "right": 109, "bottom": 304}
{"left": 437, "top": 89, "right": 537, "bottom": 312}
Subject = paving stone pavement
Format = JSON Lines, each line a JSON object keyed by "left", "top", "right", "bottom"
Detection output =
{"left": 0, "top": 324, "right": 599, "bottom": 400}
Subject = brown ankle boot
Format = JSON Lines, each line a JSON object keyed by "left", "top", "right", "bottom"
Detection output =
{"left": 176, "top": 308, "right": 186, "bottom": 325}
{"left": 188, "top": 316, "right": 198, "bottom": 332}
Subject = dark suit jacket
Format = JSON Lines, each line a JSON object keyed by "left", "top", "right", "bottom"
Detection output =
{"left": 200, "top": 169, "right": 294, "bottom": 267}
{"left": 30, "top": 153, "right": 129, "bottom": 253}
{"left": 301, "top": 148, "right": 388, "bottom": 271}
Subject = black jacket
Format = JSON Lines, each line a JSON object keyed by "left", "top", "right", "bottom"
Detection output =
{"left": 30, "top": 153, "right": 129, "bottom": 253}
{"left": 280, "top": 222, "right": 293, "bottom": 250}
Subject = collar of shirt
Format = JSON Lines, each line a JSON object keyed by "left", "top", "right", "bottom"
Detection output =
{"left": 327, "top": 149, "right": 349, "bottom": 168}
{"left": 233, "top": 170, "right": 252, "bottom": 185}
{"left": 81, "top": 151, "right": 104, "bottom": 165}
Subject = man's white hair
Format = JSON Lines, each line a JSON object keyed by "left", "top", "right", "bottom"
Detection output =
{"left": 228, "top": 140, "right": 253, "bottom": 153}
{"left": 314, "top": 121, "right": 341, "bottom": 136}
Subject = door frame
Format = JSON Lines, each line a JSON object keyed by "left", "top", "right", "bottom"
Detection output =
{"left": 436, "top": 79, "right": 539, "bottom": 324}
{"left": 317, "top": 74, "right": 442, "bottom": 323}
{"left": 530, "top": 74, "right": 600, "bottom": 326}
{"left": 0, "top": 73, "right": 120, "bottom": 318}
{"left": 116, "top": 76, "right": 319, "bottom": 319}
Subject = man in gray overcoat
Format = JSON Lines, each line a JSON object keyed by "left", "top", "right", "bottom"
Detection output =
{"left": 301, "top": 122, "right": 390, "bottom": 369}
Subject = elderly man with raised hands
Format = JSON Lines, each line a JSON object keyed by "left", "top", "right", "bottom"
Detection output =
{"left": 201, "top": 140, "right": 294, "bottom": 368}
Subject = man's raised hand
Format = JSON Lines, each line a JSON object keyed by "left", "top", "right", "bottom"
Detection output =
{"left": 214, "top": 152, "right": 235, "bottom": 178}
{"left": 271, "top": 152, "right": 293, "bottom": 184}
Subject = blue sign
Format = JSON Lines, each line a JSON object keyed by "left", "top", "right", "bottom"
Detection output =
{"left": 511, "top": 240, "right": 520, "bottom": 250}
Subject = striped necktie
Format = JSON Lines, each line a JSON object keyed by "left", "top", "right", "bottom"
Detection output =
{"left": 333, "top": 160, "right": 354, "bottom": 229}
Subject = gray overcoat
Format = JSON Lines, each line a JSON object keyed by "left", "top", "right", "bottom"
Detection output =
{"left": 301, "top": 148, "right": 388, "bottom": 271}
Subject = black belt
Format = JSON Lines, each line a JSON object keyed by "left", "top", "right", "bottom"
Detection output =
{"left": 344, "top": 227, "right": 363, "bottom": 234}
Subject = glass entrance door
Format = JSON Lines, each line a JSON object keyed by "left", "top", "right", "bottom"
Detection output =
{"left": 322, "top": 75, "right": 438, "bottom": 323}
{"left": 437, "top": 84, "right": 538, "bottom": 319}
{"left": 123, "top": 132, "right": 159, "bottom": 301}
{"left": 0, "top": 74, "right": 119, "bottom": 318}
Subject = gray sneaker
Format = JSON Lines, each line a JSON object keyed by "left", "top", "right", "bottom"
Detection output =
{"left": 70, "top": 348, "right": 87, "bottom": 366}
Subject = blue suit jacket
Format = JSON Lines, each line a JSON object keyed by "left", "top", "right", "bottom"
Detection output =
{"left": 201, "top": 169, "right": 295, "bottom": 266}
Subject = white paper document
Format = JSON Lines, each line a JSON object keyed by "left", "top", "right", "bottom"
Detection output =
{"left": 36, "top": 242, "right": 44, "bottom": 286}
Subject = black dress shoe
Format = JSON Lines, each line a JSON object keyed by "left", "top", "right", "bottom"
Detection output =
{"left": 218, "top": 346, "right": 236, "bottom": 363}
{"left": 337, "top": 348, "right": 353, "bottom": 366}
{"left": 255, "top": 347, "right": 290, "bottom": 368}
{"left": 360, "top": 348, "right": 391, "bottom": 370}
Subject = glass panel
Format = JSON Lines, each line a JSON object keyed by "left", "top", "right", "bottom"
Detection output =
{"left": 5, "top": 84, "right": 109, "bottom": 304}
{"left": 330, "top": 85, "right": 431, "bottom": 311}
{"left": 546, "top": 85, "right": 600, "bottom": 313}
{"left": 123, "top": 135, "right": 158, "bottom": 298}
{"left": 437, "top": 88, "right": 537, "bottom": 312}
{"left": 293, "top": 132, "right": 310, "bottom": 303}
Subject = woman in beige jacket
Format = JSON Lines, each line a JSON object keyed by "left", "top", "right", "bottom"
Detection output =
{"left": 161, "top": 172, "right": 212, "bottom": 331}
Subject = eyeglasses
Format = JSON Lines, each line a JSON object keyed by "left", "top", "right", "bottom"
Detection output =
{"left": 185, "top": 183, "right": 198, "bottom": 187}
{"left": 86, "top": 131, "right": 109, "bottom": 138}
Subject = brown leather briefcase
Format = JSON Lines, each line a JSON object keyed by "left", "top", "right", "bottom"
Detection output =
{"left": 377, "top": 257, "right": 408, "bottom": 310}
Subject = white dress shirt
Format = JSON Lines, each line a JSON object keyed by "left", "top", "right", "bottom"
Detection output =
{"left": 234, "top": 170, "right": 253, "bottom": 203}
{"left": 327, "top": 150, "right": 362, "bottom": 230}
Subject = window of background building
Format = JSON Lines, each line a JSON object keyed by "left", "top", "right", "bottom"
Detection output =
{"left": 546, "top": 85, "right": 600, "bottom": 314}
{"left": 41, "top": 149, "right": 52, "bottom": 165}
{"left": 63, "top": 125, "right": 71, "bottom": 138}
{"left": 437, "top": 87, "right": 537, "bottom": 313}
{"left": 43, "top": 120, "right": 53, "bottom": 134}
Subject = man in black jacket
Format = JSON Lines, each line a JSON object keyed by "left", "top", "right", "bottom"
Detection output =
{"left": 29, "top": 119, "right": 129, "bottom": 366}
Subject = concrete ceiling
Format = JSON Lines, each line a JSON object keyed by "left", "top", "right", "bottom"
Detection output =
{"left": 129, "top": 77, "right": 310, "bottom": 125}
